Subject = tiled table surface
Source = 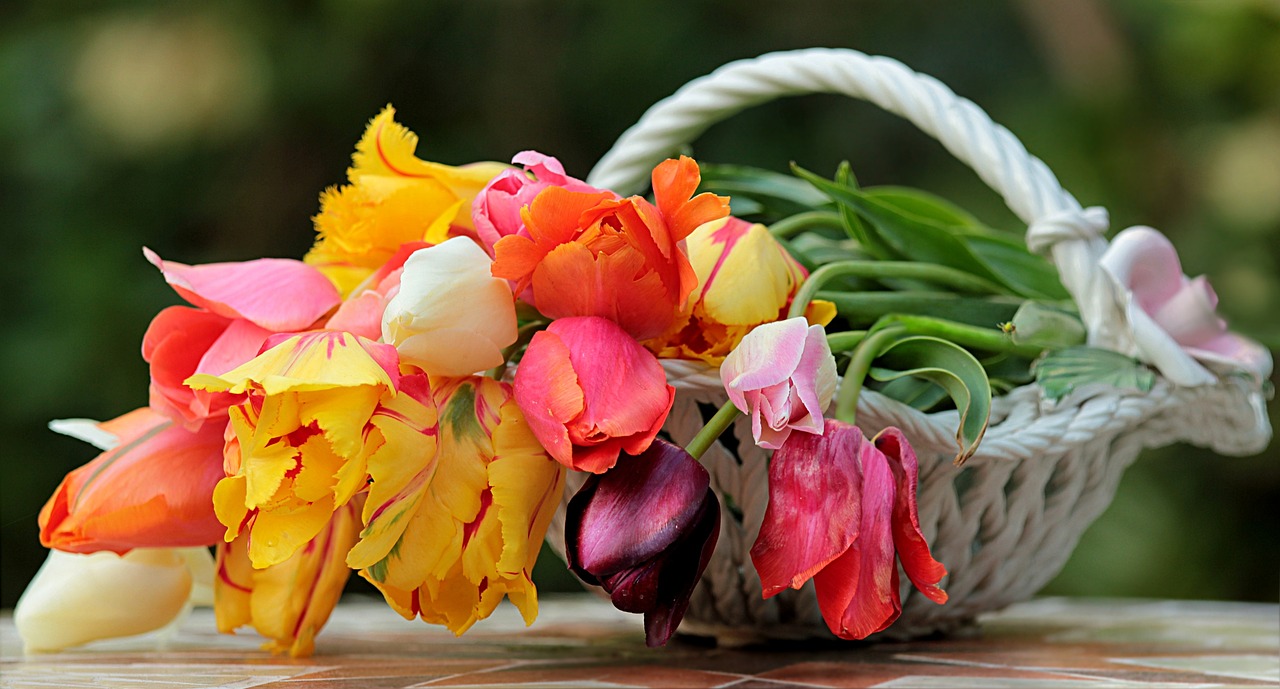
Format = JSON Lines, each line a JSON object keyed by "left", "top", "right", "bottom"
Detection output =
{"left": 1, "top": 595, "right": 1276, "bottom": 688}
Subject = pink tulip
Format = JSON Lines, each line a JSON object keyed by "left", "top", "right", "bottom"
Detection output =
{"left": 750, "top": 421, "right": 947, "bottom": 640}
{"left": 720, "top": 317, "right": 837, "bottom": 450}
{"left": 472, "top": 151, "right": 606, "bottom": 254}
{"left": 514, "top": 316, "right": 675, "bottom": 474}
{"left": 142, "top": 249, "right": 343, "bottom": 424}
{"left": 1099, "top": 226, "right": 1271, "bottom": 386}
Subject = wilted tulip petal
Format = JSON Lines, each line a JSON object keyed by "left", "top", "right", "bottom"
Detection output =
{"left": 566, "top": 439, "right": 720, "bottom": 647}
{"left": 16, "top": 547, "right": 214, "bottom": 653}
{"left": 749, "top": 421, "right": 947, "bottom": 640}
{"left": 721, "top": 318, "right": 837, "bottom": 450}
{"left": 1099, "top": 226, "right": 1272, "bottom": 385}
{"left": 515, "top": 317, "right": 674, "bottom": 473}
{"left": 382, "top": 237, "right": 518, "bottom": 376}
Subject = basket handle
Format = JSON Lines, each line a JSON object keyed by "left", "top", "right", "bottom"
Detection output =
{"left": 587, "top": 48, "right": 1121, "bottom": 348}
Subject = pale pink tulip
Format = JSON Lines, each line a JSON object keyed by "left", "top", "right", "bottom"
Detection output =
{"left": 720, "top": 317, "right": 837, "bottom": 449}
{"left": 1099, "top": 226, "right": 1271, "bottom": 386}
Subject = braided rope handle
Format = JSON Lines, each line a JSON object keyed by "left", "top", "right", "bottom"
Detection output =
{"left": 586, "top": 47, "right": 1123, "bottom": 349}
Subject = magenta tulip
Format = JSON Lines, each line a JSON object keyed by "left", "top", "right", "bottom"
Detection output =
{"left": 565, "top": 439, "right": 720, "bottom": 647}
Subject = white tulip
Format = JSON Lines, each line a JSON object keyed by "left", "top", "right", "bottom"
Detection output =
{"left": 382, "top": 237, "right": 518, "bottom": 376}
{"left": 15, "top": 547, "right": 214, "bottom": 653}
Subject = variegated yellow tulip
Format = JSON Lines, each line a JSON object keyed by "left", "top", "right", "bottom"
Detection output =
{"left": 347, "top": 376, "right": 565, "bottom": 635}
{"left": 306, "top": 105, "right": 507, "bottom": 295}
{"left": 187, "top": 331, "right": 403, "bottom": 569}
{"left": 650, "top": 217, "right": 836, "bottom": 363}
{"left": 215, "top": 500, "right": 362, "bottom": 657}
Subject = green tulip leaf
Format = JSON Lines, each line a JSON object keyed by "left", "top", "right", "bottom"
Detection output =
{"left": 699, "top": 163, "right": 831, "bottom": 219}
{"left": 1033, "top": 346, "right": 1156, "bottom": 402}
{"left": 869, "top": 335, "right": 992, "bottom": 464}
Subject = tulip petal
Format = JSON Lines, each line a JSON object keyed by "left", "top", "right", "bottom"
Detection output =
{"left": 188, "top": 331, "right": 399, "bottom": 396}
{"left": 39, "top": 410, "right": 226, "bottom": 554}
{"left": 567, "top": 439, "right": 710, "bottom": 579}
{"left": 641, "top": 491, "right": 719, "bottom": 647}
{"left": 16, "top": 549, "right": 195, "bottom": 653}
{"left": 788, "top": 324, "right": 838, "bottom": 434}
{"left": 749, "top": 419, "right": 865, "bottom": 597}
{"left": 722, "top": 318, "right": 809, "bottom": 401}
{"left": 812, "top": 439, "right": 900, "bottom": 639}
{"left": 513, "top": 330, "right": 583, "bottom": 466}
{"left": 144, "top": 248, "right": 340, "bottom": 332}
{"left": 875, "top": 428, "right": 947, "bottom": 605}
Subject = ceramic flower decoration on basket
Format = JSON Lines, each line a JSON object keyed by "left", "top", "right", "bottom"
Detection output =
{"left": 18, "top": 49, "right": 1272, "bottom": 656}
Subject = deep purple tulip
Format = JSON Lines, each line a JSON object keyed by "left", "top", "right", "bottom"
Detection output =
{"left": 564, "top": 439, "right": 720, "bottom": 647}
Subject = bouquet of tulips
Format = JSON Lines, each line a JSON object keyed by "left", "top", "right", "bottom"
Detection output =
{"left": 17, "top": 106, "right": 1267, "bottom": 656}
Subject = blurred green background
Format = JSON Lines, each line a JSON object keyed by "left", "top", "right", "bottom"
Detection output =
{"left": 2, "top": 0, "right": 1277, "bottom": 610}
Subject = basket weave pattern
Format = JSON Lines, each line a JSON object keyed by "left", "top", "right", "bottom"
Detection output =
{"left": 547, "top": 49, "right": 1272, "bottom": 641}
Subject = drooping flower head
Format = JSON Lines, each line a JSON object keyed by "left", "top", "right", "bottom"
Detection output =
{"left": 565, "top": 439, "right": 720, "bottom": 647}
{"left": 720, "top": 317, "right": 838, "bottom": 450}
{"left": 187, "top": 331, "right": 402, "bottom": 569}
{"left": 306, "top": 106, "right": 506, "bottom": 295}
{"left": 347, "top": 375, "right": 565, "bottom": 635}
{"left": 514, "top": 316, "right": 675, "bottom": 474}
{"left": 491, "top": 156, "right": 729, "bottom": 340}
{"left": 750, "top": 421, "right": 946, "bottom": 640}
{"left": 650, "top": 218, "right": 835, "bottom": 362}
{"left": 1099, "top": 226, "right": 1272, "bottom": 386}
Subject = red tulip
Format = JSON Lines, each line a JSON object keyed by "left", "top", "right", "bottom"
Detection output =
{"left": 749, "top": 421, "right": 947, "bottom": 640}
{"left": 565, "top": 439, "right": 719, "bottom": 646}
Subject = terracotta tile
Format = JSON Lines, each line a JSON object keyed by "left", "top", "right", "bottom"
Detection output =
{"left": 755, "top": 660, "right": 1080, "bottom": 688}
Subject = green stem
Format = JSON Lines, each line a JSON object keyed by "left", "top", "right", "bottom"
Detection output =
{"left": 686, "top": 401, "right": 742, "bottom": 461}
{"left": 826, "top": 330, "right": 867, "bottom": 353}
{"left": 874, "top": 314, "right": 1046, "bottom": 359}
{"left": 817, "top": 290, "right": 1024, "bottom": 328}
{"left": 789, "top": 262, "right": 1009, "bottom": 322}
{"left": 768, "top": 210, "right": 844, "bottom": 239}
{"left": 833, "top": 325, "right": 907, "bottom": 425}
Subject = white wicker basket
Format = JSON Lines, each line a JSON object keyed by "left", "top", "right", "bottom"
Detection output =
{"left": 547, "top": 48, "right": 1273, "bottom": 642}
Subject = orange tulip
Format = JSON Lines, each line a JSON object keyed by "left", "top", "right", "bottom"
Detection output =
{"left": 491, "top": 156, "right": 728, "bottom": 340}
{"left": 39, "top": 407, "right": 226, "bottom": 554}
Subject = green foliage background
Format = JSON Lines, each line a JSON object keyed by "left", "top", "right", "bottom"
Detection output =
{"left": 2, "top": 0, "right": 1277, "bottom": 609}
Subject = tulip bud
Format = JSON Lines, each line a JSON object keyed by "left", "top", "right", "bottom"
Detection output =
{"left": 382, "top": 237, "right": 519, "bottom": 376}
{"left": 565, "top": 439, "right": 720, "bottom": 646}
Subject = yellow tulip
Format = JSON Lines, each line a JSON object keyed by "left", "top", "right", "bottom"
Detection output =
{"left": 215, "top": 500, "right": 361, "bottom": 657}
{"left": 187, "top": 331, "right": 408, "bottom": 569}
{"left": 305, "top": 105, "right": 507, "bottom": 295}
{"left": 650, "top": 217, "right": 835, "bottom": 363}
{"left": 348, "top": 376, "right": 565, "bottom": 635}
